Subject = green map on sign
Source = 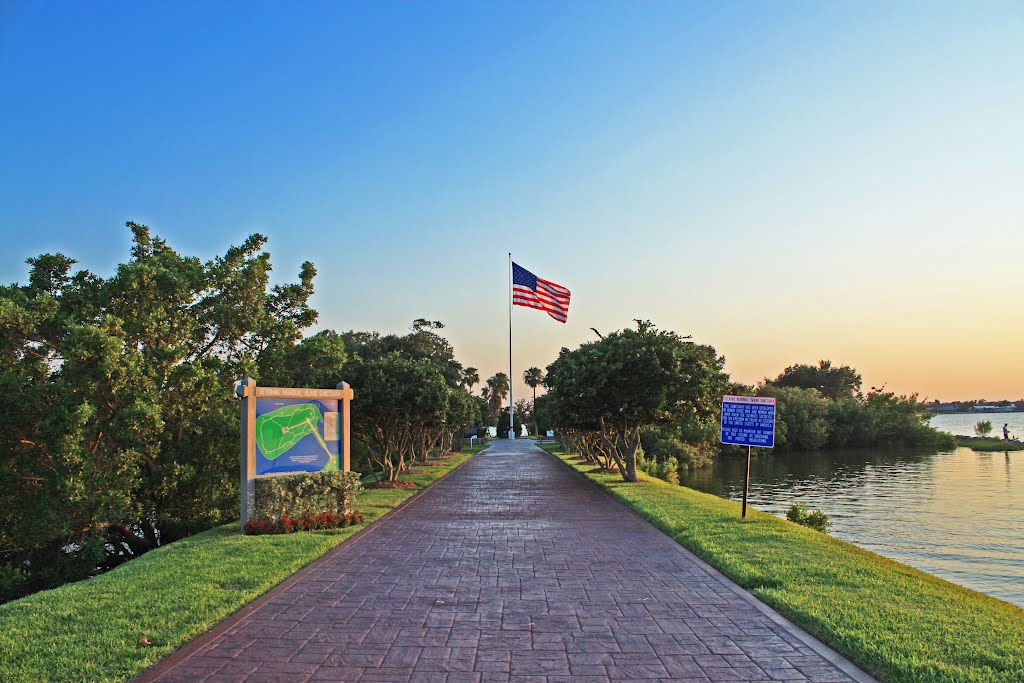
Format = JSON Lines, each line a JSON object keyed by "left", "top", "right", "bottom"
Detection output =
{"left": 255, "top": 403, "right": 332, "bottom": 460}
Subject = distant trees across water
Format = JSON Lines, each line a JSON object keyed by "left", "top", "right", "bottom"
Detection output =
{"left": 543, "top": 333, "right": 955, "bottom": 486}
{"left": 756, "top": 361, "right": 955, "bottom": 453}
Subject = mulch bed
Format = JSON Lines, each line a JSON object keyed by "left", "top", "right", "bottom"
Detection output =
{"left": 586, "top": 467, "right": 620, "bottom": 474}
{"left": 417, "top": 461, "right": 448, "bottom": 467}
{"left": 364, "top": 480, "right": 419, "bottom": 489}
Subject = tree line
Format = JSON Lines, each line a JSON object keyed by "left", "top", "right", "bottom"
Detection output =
{"left": 540, "top": 326, "right": 955, "bottom": 486}
{"left": 0, "top": 225, "right": 488, "bottom": 601}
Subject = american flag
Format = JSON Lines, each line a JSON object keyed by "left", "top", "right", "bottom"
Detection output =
{"left": 512, "top": 262, "right": 571, "bottom": 323}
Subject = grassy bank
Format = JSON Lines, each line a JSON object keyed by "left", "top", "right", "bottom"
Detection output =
{"left": 956, "top": 437, "right": 1024, "bottom": 451}
{"left": 0, "top": 448, "right": 480, "bottom": 683}
{"left": 542, "top": 444, "right": 1024, "bottom": 683}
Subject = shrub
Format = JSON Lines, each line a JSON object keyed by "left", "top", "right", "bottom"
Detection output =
{"left": 786, "top": 502, "right": 832, "bottom": 533}
{"left": 0, "top": 564, "right": 28, "bottom": 603}
{"left": 974, "top": 420, "right": 993, "bottom": 438}
{"left": 244, "top": 509, "right": 364, "bottom": 536}
{"left": 636, "top": 448, "right": 681, "bottom": 485}
{"left": 254, "top": 471, "right": 362, "bottom": 520}
{"left": 654, "top": 457, "right": 681, "bottom": 485}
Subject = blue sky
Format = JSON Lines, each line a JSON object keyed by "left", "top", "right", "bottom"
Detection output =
{"left": 2, "top": 1, "right": 1022, "bottom": 400}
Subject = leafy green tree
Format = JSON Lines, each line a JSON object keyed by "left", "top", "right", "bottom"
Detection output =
{"left": 0, "top": 224, "right": 317, "bottom": 598}
{"left": 532, "top": 393, "right": 554, "bottom": 435}
{"left": 545, "top": 321, "right": 730, "bottom": 482}
{"left": 486, "top": 372, "right": 509, "bottom": 419}
{"left": 757, "top": 386, "right": 830, "bottom": 451}
{"left": 345, "top": 354, "right": 449, "bottom": 481}
{"left": 768, "top": 360, "right": 862, "bottom": 400}
{"left": 497, "top": 406, "right": 524, "bottom": 439}
{"left": 523, "top": 367, "right": 544, "bottom": 435}
{"left": 341, "top": 321, "right": 476, "bottom": 473}
{"left": 513, "top": 398, "right": 532, "bottom": 435}
{"left": 257, "top": 330, "right": 346, "bottom": 389}
{"left": 462, "top": 366, "right": 479, "bottom": 394}
{"left": 974, "top": 421, "right": 993, "bottom": 438}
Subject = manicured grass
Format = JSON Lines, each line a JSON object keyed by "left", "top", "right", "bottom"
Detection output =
{"left": 0, "top": 448, "right": 481, "bottom": 683}
{"left": 542, "top": 444, "right": 1024, "bottom": 683}
{"left": 956, "top": 437, "right": 1024, "bottom": 451}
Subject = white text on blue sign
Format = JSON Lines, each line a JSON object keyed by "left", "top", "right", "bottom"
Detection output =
{"left": 720, "top": 395, "right": 776, "bottom": 448}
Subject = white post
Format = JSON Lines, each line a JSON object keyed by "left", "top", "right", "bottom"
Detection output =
{"left": 508, "top": 253, "right": 515, "bottom": 439}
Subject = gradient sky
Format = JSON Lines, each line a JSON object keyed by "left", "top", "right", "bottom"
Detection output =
{"left": 2, "top": 1, "right": 1022, "bottom": 402}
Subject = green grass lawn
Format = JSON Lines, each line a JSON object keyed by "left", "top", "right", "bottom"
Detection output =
{"left": 956, "top": 437, "right": 1024, "bottom": 451}
{"left": 542, "top": 444, "right": 1024, "bottom": 683}
{"left": 0, "top": 448, "right": 481, "bottom": 683}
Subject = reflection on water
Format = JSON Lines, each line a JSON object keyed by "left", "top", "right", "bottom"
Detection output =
{"left": 682, "top": 447, "right": 1024, "bottom": 608}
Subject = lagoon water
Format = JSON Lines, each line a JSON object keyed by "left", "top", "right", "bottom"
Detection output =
{"left": 929, "top": 411, "right": 1024, "bottom": 438}
{"left": 681, "top": 445, "right": 1024, "bottom": 608}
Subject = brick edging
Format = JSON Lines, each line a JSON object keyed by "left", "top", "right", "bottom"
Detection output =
{"left": 133, "top": 450, "right": 483, "bottom": 682}
{"left": 539, "top": 444, "right": 877, "bottom": 683}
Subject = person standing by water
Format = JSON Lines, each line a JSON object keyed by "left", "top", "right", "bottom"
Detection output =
{"left": 1004, "top": 423, "right": 1010, "bottom": 442}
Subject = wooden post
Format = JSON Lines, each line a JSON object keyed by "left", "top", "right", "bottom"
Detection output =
{"left": 337, "top": 381, "right": 353, "bottom": 472}
{"left": 238, "top": 378, "right": 257, "bottom": 532}
{"left": 742, "top": 445, "right": 751, "bottom": 518}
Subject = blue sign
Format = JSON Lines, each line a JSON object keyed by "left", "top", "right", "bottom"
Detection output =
{"left": 255, "top": 398, "right": 341, "bottom": 475}
{"left": 720, "top": 395, "right": 776, "bottom": 448}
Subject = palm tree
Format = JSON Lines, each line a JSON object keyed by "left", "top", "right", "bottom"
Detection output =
{"left": 462, "top": 367, "right": 479, "bottom": 394}
{"left": 486, "top": 373, "right": 509, "bottom": 418}
{"left": 523, "top": 367, "right": 545, "bottom": 436}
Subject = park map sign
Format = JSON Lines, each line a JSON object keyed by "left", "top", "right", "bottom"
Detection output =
{"left": 256, "top": 400, "right": 340, "bottom": 474}
{"left": 237, "top": 379, "right": 353, "bottom": 530}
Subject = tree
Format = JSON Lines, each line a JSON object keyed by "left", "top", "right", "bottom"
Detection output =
{"left": 0, "top": 224, "right": 318, "bottom": 598}
{"left": 757, "top": 386, "right": 830, "bottom": 451}
{"left": 257, "top": 330, "right": 346, "bottom": 389}
{"left": 523, "top": 367, "right": 544, "bottom": 435}
{"left": 768, "top": 360, "right": 862, "bottom": 401}
{"left": 513, "top": 398, "right": 532, "bottom": 436}
{"left": 497, "top": 406, "right": 525, "bottom": 440}
{"left": 485, "top": 372, "right": 509, "bottom": 420}
{"left": 462, "top": 367, "right": 479, "bottom": 394}
{"left": 345, "top": 354, "right": 449, "bottom": 481}
{"left": 341, "top": 321, "right": 477, "bottom": 472}
{"left": 545, "top": 321, "right": 730, "bottom": 482}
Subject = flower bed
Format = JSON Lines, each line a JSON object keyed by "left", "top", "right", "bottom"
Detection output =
{"left": 244, "top": 509, "right": 364, "bottom": 535}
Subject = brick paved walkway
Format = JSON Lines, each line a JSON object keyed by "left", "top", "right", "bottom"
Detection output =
{"left": 139, "top": 440, "right": 874, "bottom": 683}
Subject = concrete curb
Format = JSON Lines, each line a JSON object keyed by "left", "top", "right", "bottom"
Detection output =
{"left": 541, "top": 444, "right": 878, "bottom": 683}
{"left": 134, "top": 449, "right": 484, "bottom": 682}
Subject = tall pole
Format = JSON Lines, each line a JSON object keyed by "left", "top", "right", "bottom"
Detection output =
{"left": 508, "top": 253, "right": 515, "bottom": 439}
{"left": 742, "top": 445, "right": 751, "bottom": 518}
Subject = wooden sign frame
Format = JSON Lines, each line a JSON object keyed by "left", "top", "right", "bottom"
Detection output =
{"left": 237, "top": 379, "right": 353, "bottom": 532}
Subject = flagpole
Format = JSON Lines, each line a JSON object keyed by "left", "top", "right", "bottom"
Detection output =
{"left": 508, "top": 252, "right": 515, "bottom": 439}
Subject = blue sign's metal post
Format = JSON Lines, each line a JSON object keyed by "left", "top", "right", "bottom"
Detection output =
{"left": 742, "top": 445, "right": 752, "bottom": 517}
{"left": 720, "top": 395, "right": 777, "bottom": 519}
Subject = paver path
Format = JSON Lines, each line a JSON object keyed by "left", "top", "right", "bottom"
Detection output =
{"left": 140, "top": 440, "right": 874, "bottom": 683}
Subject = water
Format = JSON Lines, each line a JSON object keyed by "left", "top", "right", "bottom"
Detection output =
{"left": 681, "top": 447, "right": 1024, "bottom": 608}
{"left": 929, "top": 412, "right": 1024, "bottom": 438}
